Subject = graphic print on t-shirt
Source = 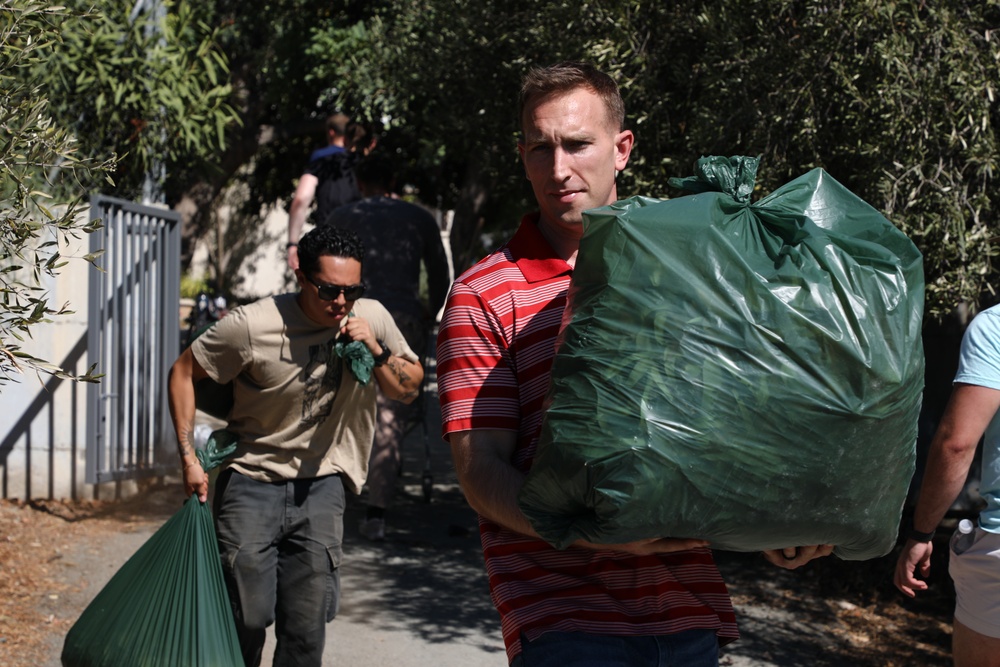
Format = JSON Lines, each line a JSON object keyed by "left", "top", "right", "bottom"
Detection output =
{"left": 301, "top": 338, "right": 344, "bottom": 427}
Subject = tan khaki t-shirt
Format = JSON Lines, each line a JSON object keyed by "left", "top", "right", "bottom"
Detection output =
{"left": 191, "top": 293, "right": 417, "bottom": 493}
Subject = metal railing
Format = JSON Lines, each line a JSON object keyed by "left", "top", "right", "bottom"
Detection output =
{"left": 86, "top": 195, "right": 181, "bottom": 484}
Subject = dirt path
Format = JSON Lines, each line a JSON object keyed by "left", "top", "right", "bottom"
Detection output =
{"left": 1, "top": 488, "right": 179, "bottom": 667}
{"left": 717, "top": 548, "right": 954, "bottom": 666}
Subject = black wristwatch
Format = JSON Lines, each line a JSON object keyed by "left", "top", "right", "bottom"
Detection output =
{"left": 906, "top": 521, "right": 936, "bottom": 543}
{"left": 373, "top": 339, "right": 391, "bottom": 367}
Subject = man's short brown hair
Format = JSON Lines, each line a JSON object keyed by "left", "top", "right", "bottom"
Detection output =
{"left": 326, "top": 113, "right": 350, "bottom": 137}
{"left": 518, "top": 61, "right": 626, "bottom": 133}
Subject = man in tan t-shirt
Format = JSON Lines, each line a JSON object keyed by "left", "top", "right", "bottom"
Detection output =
{"left": 168, "top": 225, "right": 423, "bottom": 667}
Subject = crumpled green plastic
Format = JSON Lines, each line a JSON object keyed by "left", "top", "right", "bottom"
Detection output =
{"left": 62, "top": 439, "right": 243, "bottom": 666}
{"left": 667, "top": 154, "right": 760, "bottom": 203}
{"left": 334, "top": 339, "right": 375, "bottom": 385}
{"left": 197, "top": 429, "right": 238, "bottom": 471}
{"left": 517, "top": 156, "right": 924, "bottom": 561}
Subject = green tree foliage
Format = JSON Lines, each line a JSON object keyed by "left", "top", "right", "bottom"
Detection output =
{"left": 167, "top": 0, "right": 363, "bottom": 287}
{"left": 159, "top": 0, "right": 997, "bottom": 318}
{"left": 300, "top": 0, "right": 998, "bottom": 319}
{"left": 1, "top": 0, "right": 236, "bottom": 385}
{"left": 37, "top": 0, "right": 237, "bottom": 200}
{"left": 615, "top": 0, "right": 999, "bottom": 320}
{"left": 0, "top": 2, "right": 114, "bottom": 384}
{"left": 307, "top": 0, "right": 633, "bottom": 269}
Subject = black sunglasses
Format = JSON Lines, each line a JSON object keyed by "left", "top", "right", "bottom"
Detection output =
{"left": 304, "top": 274, "right": 366, "bottom": 301}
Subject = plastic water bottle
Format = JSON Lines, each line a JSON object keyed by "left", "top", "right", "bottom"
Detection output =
{"left": 951, "top": 518, "right": 976, "bottom": 555}
{"left": 192, "top": 423, "right": 214, "bottom": 450}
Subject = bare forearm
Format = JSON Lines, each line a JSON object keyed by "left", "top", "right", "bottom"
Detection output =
{"left": 910, "top": 384, "right": 1000, "bottom": 532}
{"left": 167, "top": 355, "right": 199, "bottom": 468}
{"left": 448, "top": 430, "right": 712, "bottom": 555}
{"left": 912, "top": 437, "right": 978, "bottom": 532}
{"left": 288, "top": 202, "right": 306, "bottom": 244}
{"left": 168, "top": 350, "right": 212, "bottom": 500}
{"left": 288, "top": 175, "right": 317, "bottom": 245}
{"left": 451, "top": 443, "right": 541, "bottom": 538}
{"left": 375, "top": 356, "right": 424, "bottom": 404}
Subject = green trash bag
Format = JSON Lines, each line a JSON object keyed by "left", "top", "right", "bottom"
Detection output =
{"left": 517, "top": 156, "right": 924, "bottom": 561}
{"left": 62, "top": 432, "right": 244, "bottom": 666}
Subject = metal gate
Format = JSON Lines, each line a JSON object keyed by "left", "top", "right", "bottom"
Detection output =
{"left": 86, "top": 195, "right": 181, "bottom": 483}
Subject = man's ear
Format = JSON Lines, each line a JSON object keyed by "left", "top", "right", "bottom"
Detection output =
{"left": 614, "top": 129, "right": 635, "bottom": 172}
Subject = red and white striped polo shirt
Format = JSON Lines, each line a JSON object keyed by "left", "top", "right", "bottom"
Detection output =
{"left": 437, "top": 213, "right": 739, "bottom": 663}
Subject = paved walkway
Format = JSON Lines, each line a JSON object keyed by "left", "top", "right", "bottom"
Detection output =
{"left": 259, "top": 365, "right": 507, "bottom": 665}
{"left": 43, "top": 360, "right": 507, "bottom": 667}
{"left": 47, "top": 355, "right": 918, "bottom": 666}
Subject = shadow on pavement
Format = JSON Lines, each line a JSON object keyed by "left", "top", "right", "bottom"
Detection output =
{"left": 341, "top": 485, "right": 501, "bottom": 649}
{"left": 330, "top": 367, "right": 508, "bottom": 663}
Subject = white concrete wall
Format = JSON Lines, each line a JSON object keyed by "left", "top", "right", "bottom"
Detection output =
{"left": 2, "top": 227, "right": 94, "bottom": 500}
{"left": 2, "top": 205, "right": 171, "bottom": 502}
{"left": 189, "top": 203, "right": 294, "bottom": 302}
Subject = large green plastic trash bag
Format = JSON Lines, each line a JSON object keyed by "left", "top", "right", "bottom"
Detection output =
{"left": 517, "top": 156, "right": 924, "bottom": 561}
{"left": 62, "top": 433, "right": 243, "bottom": 667}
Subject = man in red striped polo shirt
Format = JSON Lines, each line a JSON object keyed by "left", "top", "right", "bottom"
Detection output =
{"left": 436, "top": 61, "right": 832, "bottom": 667}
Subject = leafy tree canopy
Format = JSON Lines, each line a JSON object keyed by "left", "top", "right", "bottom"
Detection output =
{"left": 1, "top": 2, "right": 113, "bottom": 384}
{"left": 134, "top": 0, "right": 996, "bottom": 321}
{"left": 0, "top": 0, "right": 238, "bottom": 385}
{"left": 35, "top": 0, "right": 238, "bottom": 200}
{"left": 302, "top": 0, "right": 998, "bottom": 319}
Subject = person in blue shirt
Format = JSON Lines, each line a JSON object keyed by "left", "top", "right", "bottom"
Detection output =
{"left": 896, "top": 303, "right": 1000, "bottom": 667}
{"left": 287, "top": 113, "right": 365, "bottom": 269}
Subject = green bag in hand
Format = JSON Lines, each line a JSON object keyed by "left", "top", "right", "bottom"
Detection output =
{"left": 518, "top": 156, "right": 924, "bottom": 560}
{"left": 62, "top": 432, "right": 243, "bottom": 666}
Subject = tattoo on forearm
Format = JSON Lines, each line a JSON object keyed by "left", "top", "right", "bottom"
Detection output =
{"left": 177, "top": 419, "right": 196, "bottom": 461}
{"left": 387, "top": 358, "right": 413, "bottom": 386}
